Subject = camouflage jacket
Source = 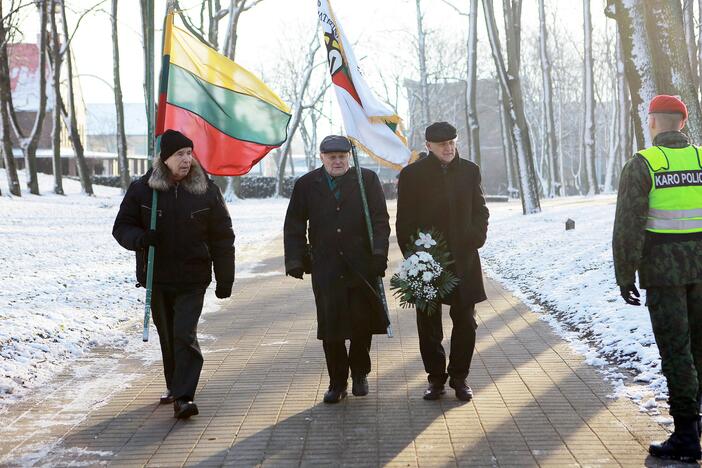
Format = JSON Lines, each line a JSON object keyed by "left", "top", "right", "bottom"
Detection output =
{"left": 613, "top": 131, "right": 702, "bottom": 288}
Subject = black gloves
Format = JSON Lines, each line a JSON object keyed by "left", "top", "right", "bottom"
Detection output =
{"left": 287, "top": 267, "right": 304, "bottom": 280}
{"left": 215, "top": 282, "right": 232, "bottom": 299}
{"left": 620, "top": 284, "right": 641, "bottom": 306}
{"left": 371, "top": 254, "right": 388, "bottom": 277}
{"left": 139, "top": 229, "right": 159, "bottom": 249}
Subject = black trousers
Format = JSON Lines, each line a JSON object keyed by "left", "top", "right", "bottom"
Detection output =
{"left": 322, "top": 287, "right": 373, "bottom": 389}
{"left": 151, "top": 284, "right": 206, "bottom": 401}
{"left": 323, "top": 334, "right": 372, "bottom": 389}
{"left": 417, "top": 302, "right": 476, "bottom": 385}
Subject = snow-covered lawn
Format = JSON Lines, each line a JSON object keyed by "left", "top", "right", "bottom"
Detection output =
{"left": 482, "top": 196, "right": 667, "bottom": 415}
{"left": 0, "top": 170, "right": 288, "bottom": 409}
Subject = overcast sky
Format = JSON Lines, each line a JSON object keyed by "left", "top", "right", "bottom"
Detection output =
{"left": 14, "top": 0, "right": 608, "bottom": 105}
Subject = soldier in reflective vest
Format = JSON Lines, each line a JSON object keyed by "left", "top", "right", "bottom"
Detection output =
{"left": 613, "top": 94, "right": 702, "bottom": 463}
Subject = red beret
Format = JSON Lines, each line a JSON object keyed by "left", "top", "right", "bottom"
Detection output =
{"left": 649, "top": 95, "right": 688, "bottom": 120}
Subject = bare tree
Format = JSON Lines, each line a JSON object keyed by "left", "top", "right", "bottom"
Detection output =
{"left": 112, "top": 0, "right": 129, "bottom": 192}
{"left": 683, "top": 0, "right": 698, "bottom": 86}
{"left": 7, "top": 0, "right": 49, "bottom": 195}
{"left": 606, "top": 0, "right": 701, "bottom": 148}
{"left": 538, "top": 0, "right": 559, "bottom": 196}
{"left": 483, "top": 0, "right": 540, "bottom": 214}
{"left": 222, "top": 0, "right": 263, "bottom": 59}
{"left": 0, "top": 0, "right": 22, "bottom": 196}
{"left": 496, "top": 81, "right": 517, "bottom": 196}
{"left": 645, "top": 0, "right": 702, "bottom": 143}
{"left": 275, "top": 30, "right": 322, "bottom": 196}
{"left": 465, "top": 0, "right": 480, "bottom": 165}
{"left": 414, "top": 0, "right": 430, "bottom": 129}
{"left": 583, "top": 0, "right": 598, "bottom": 195}
{"left": 48, "top": 0, "right": 63, "bottom": 195}
{"left": 605, "top": 0, "right": 655, "bottom": 149}
{"left": 58, "top": 0, "right": 93, "bottom": 195}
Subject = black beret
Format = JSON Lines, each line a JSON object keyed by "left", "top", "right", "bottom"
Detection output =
{"left": 320, "top": 135, "right": 352, "bottom": 153}
{"left": 425, "top": 122, "right": 457, "bottom": 142}
{"left": 160, "top": 129, "right": 193, "bottom": 161}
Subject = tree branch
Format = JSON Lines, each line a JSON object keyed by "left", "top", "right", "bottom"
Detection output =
{"left": 438, "top": 0, "right": 468, "bottom": 16}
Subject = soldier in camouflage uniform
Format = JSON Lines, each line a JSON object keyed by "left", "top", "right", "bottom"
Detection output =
{"left": 613, "top": 95, "right": 702, "bottom": 463}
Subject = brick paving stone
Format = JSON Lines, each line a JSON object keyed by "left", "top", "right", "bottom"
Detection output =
{"left": 0, "top": 208, "right": 690, "bottom": 467}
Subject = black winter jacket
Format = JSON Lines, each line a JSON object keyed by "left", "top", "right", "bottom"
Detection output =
{"left": 112, "top": 157, "right": 235, "bottom": 287}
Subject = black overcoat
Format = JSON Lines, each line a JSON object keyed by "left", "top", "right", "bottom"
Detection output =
{"left": 396, "top": 153, "right": 489, "bottom": 306}
{"left": 284, "top": 167, "right": 391, "bottom": 340}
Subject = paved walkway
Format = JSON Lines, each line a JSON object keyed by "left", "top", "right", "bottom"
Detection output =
{"left": 0, "top": 234, "right": 685, "bottom": 467}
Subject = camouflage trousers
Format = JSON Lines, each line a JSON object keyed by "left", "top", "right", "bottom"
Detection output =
{"left": 647, "top": 283, "right": 702, "bottom": 418}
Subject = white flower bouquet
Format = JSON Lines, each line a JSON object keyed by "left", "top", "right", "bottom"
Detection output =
{"left": 390, "top": 229, "right": 459, "bottom": 315}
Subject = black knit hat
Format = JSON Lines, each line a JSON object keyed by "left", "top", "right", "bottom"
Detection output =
{"left": 425, "top": 122, "right": 457, "bottom": 142}
{"left": 160, "top": 129, "right": 193, "bottom": 161}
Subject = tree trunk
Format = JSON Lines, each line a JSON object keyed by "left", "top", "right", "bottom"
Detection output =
{"left": 12, "top": 0, "right": 49, "bottom": 195}
{"left": 683, "top": 0, "right": 699, "bottom": 86}
{"left": 112, "top": 0, "right": 130, "bottom": 193}
{"left": 465, "top": 0, "right": 480, "bottom": 165}
{"left": 497, "top": 83, "right": 517, "bottom": 196}
{"left": 538, "top": 0, "right": 559, "bottom": 196}
{"left": 616, "top": 30, "right": 631, "bottom": 169}
{"left": 583, "top": 0, "right": 598, "bottom": 195}
{"left": 645, "top": 0, "right": 702, "bottom": 143}
{"left": 0, "top": 1, "right": 21, "bottom": 196}
{"left": 415, "top": 0, "right": 430, "bottom": 128}
{"left": 483, "top": 0, "right": 540, "bottom": 214}
{"left": 49, "top": 0, "right": 63, "bottom": 195}
{"left": 605, "top": 0, "right": 655, "bottom": 150}
{"left": 140, "top": 0, "right": 154, "bottom": 161}
{"left": 59, "top": 0, "right": 93, "bottom": 195}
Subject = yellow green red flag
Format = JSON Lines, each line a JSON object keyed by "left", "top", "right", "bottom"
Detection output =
{"left": 156, "top": 13, "right": 291, "bottom": 175}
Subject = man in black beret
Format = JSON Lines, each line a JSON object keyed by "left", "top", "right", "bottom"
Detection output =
{"left": 113, "top": 129, "right": 235, "bottom": 419}
{"left": 396, "top": 121, "right": 489, "bottom": 401}
{"left": 284, "top": 135, "right": 391, "bottom": 403}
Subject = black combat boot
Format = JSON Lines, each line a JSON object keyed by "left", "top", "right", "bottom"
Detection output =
{"left": 649, "top": 416, "right": 701, "bottom": 462}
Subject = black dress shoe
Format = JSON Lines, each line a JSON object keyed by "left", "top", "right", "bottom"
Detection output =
{"left": 160, "top": 390, "right": 174, "bottom": 404}
{"left": 173, "top": 399, "right": 199, "bottom": 419}
{"left": 323, "top": 386, "right": 347, "bottom": 404}
{"left": 423, "top": 384, "right": 445, "bottom": 400}
{"left": 449, "top": 378, "right": 473, "bottom": 402}
{"left": 352, "top": 375, "right": 369, "bottom": 396}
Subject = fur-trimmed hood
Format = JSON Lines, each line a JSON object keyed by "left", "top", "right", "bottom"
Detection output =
{"left": 148, "top": 156, "right": 208, "bottom": 195}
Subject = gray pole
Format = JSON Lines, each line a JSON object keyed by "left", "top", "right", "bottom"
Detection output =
{"left": 351, "top": 143, "right": 393, "bottom": 338}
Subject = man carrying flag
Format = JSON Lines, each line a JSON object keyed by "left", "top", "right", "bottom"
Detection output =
{"left": 113, "top": 10, "right": 288, "bottom": 418}
{"left": 113, "top": 130, "right": 235, "bottom": 419}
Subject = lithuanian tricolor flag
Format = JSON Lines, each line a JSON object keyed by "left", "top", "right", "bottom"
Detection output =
{"left": 156, "top": 13, "right": 291, "bottom": 176}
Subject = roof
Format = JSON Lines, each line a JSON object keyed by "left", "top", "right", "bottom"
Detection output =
{"left": 86, "top": 103, "right": 148, "bottom": 136}
{"left": 9, "top": 43, "right": 54, "bottom": 111}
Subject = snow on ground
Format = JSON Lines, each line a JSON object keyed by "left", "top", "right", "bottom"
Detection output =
{"left": 0, "top": 170, "right": 288, "bottom": 410}
{"left": 0, "top": 168, "right": 671, "bottom": 418}
{"left": 481, "top": 196, "right": 668, "bottom": 415}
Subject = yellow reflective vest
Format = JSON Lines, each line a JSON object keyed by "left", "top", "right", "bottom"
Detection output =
{"left": 638, "top": 145, "right": 702, "bottom": 233}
